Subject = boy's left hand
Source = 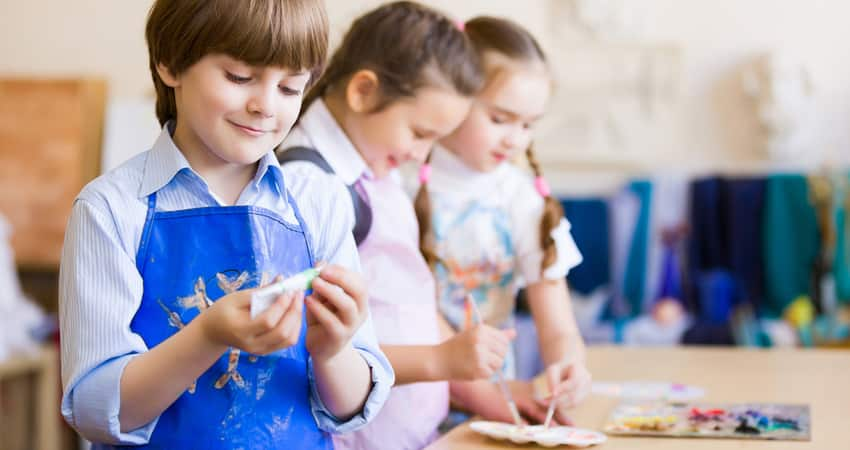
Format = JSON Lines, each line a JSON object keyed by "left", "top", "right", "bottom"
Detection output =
{"left": 305, "top": 264, "right": 368, "bottom": 362}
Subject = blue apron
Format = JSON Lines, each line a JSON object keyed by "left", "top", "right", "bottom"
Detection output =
{"left": 124, "top": 191, "right": 333, "bottom": 450}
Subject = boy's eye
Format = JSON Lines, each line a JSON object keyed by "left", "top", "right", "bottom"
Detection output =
{"left": 279, "top": 86, "right": 302, "bottom": 96}
{"left": 225, "top": 71, "right": 251, "bottom": 83}
{"left": 413, "top": 130, "right": 426, "bottom": 139}
{"left": 490, "top": 115, "right": 507, "bottom": 125}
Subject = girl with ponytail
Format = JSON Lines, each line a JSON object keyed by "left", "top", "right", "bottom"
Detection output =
{"left": 414, "top": 16, "right": 591, "bottom": 427}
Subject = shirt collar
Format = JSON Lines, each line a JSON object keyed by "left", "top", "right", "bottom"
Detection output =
{"left": 139, "top": 121, "right": 285, "bottom": 198}
{"left": 139, "top": 122, "right": 191, "bottom": 198}
{"left": 299, "top": 99, "right": 372, "bottom": 184}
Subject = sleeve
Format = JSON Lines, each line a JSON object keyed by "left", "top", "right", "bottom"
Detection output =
{"left": 512, "top": 175, "right": 583, "bottom": 286}
{"left": 59, "top": 198, "right": 156, "bottom": 445}
{"left": 282, "top": 163, "right": 394, "bottom": 433}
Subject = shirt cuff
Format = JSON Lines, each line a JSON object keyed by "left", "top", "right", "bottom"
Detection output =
{"left": 62, "top": 354, "right": 158, "bottom": 445}
{"left": 308, "top": 347, "right": 394, "bottom": 433}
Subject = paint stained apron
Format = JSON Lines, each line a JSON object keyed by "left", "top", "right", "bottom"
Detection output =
{"left": 125, "top": 191, "right": 332, "bottom": 449}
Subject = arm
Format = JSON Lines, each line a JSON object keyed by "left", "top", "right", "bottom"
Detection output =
{"left": 120, "top": 287, "right": 305, "bottom": 431}
{"left": 526, "top": 278, "right": 586, "bottom": 366}
{"left": 290, "top": 168, "right": 393, "bottom": 431}
{"left": 526, "top": 278, "right": 592, "bottom": 409}
{"left": 119, "top": 320, "right": 225, "bottom": 431}
{"left": 381, "top": 321, "right": 514, "bottom": 385}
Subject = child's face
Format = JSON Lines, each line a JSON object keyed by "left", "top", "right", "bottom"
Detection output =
{"left": 440, "top": 67, "right": 551, "bottom": 173}
{"left": 159, "top": 54, "right": 311, "bottom": 167}
{"left": 347, "top": 86, "right": 472, "bottom": 178}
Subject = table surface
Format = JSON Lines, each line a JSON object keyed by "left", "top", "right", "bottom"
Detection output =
{"left": 427, "top": 346, "right": 849, "bottom": 449}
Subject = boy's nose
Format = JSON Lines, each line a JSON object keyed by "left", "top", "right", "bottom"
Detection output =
{"left": 247, "top": 88, "right": 275, "bottom": 118}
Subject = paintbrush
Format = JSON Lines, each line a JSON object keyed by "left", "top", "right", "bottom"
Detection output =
{"left": 543, "top": 396, "right": 557, "bottom": 429}
{"left": 465, "top": 294, "right": 524, "bottom": 427}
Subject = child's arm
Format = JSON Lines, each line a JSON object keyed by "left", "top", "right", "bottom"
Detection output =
{"left": 526, "top": 278, "right": 592, "bottom": 408}
{"left": 526, "top": 278, "right": 586, "bottom": 364}
{"left": 120, "top": 287, "right": 305, "bottom": 431}
{"left": 283, "top": 166, "right": 393, "bottom": 431}
{"left": 305, "top": 266, "right": 373, "bottom": 420}
{"left": 381, "top": 323, "right": 514, "bottom": 385}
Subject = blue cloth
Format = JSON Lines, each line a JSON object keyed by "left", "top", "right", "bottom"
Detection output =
{"left": 687, "top": 177, "right": 766, "bottom": 320}
{"left": 688, "top": 177, "right": 726, "bottom": 273}
{"left": 657, "top": 244, "right": 683, "bottom": 301}
{"left": 697, "top": 270, "right": 736, "bottom": 325}
{"left": 835, "top": 173, "right": 850, "bottom": 303}
{"left": 59, "top": 124, "right": 393, "bottom": 445}
{"left": 127, "top": 192, "right": 331, "bottom": 449}
{"left": 726, "top": 178, "right": 766, "bottom": 309}
{"left": 560, "top": 198, "right": 610, "bottom": 295}
{"left": 622, "top": 181, "right": 652, "bottom": 317}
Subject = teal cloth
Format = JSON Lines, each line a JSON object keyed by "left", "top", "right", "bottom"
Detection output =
{"left": 835, "top": 172, "right": 850, "bottom": 303}
{"left": 762, "top": 174, "right": 820, "bottom": 317}
{"left": 623, "top": 180, "right": 653, "bottom": 317}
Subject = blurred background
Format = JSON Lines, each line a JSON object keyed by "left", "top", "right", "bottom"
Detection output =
{"left": 1, "top": 1, "right": 849, "bottom": 448}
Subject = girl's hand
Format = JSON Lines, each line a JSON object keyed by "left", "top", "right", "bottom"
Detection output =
{"left": 304, "top": 264, "right": 369, "bottom": 363}
{"left": 199, "top": 276, "right": 305, "bottom": 355}
{"left": 438, "top": 325, "right": 516, "bottom": 380}
{"left": 542, "top": 360, "right": 592, "bottom": 410}
{"left": 510, "top": 380, "right": 574, "bottom": 426}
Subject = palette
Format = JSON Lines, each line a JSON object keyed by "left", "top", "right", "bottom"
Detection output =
{"left": 592, "top": 381, "right": 705, "bottom": 402}
{"left": 604, "top": 402, "right": 810, "bottom": 440}
{"left": 469, "top": 421, "right": 607, "bottom": 448}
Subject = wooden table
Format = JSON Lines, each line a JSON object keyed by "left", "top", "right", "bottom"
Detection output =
{"left": 427, "top": 346, "right": 849, "bottom": 449}
{"left": 0, "top": 344, "right": 60, "bottom": 450}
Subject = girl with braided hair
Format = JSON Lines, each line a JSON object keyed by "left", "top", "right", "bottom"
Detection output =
{"left": 414, "top": 16, "right": 591, "bottom": 426}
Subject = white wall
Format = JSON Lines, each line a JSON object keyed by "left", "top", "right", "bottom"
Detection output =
{"left": 2, "top": 0, "right": 848, "bottom": 192}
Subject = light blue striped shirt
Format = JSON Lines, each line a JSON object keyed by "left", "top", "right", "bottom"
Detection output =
{"left": 59, "top": 124, "right": 393, "bottom": 446}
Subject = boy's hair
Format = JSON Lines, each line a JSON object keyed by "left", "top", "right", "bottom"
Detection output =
{"left": 416, "top": 17, "right": 564, "bottom": 276}
{"left": 302, "top": 1, "right": 483, "bottom": 113}
{"left": 146, "top": 0, "right": 329, "bottom": 126}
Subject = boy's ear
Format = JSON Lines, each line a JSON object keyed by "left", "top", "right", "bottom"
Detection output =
{"left": 345, "top": 70, "right": 380, "bottom": 113}
{"left": 156, "top": 63, "right": 181, "bottom": 88}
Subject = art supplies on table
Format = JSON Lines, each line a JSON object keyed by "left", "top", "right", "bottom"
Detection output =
{"left": 592, "top": 381, "right": 705, "bottom": 402}
{"left": 604, "top": 402, "right": 810, "bottom": 441}
{"left": 250, "top": 265, "right": 324, "bottom": 318}
{"left": 469, "top": 421, "right": 607, "bottom": 448}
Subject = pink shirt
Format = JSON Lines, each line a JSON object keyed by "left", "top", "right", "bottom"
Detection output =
{"left": 281, "top": 101, "right": 448, "bottom": 450}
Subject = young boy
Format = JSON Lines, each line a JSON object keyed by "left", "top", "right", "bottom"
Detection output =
{"left": 58, "top": 1, "right": 392, "bottom": 448}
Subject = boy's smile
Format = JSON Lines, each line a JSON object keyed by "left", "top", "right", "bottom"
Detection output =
{"left": 157, "top": 53, "right": 311, "bottom": 188}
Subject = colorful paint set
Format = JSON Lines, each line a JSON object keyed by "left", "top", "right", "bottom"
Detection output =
{"left": 604, "top": 402, "right": 810, "bottom": 441}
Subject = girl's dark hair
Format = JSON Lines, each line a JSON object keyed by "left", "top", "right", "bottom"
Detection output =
{"left": 302, "top": 1, "right": 483, "bottom": 113}
{"left": 416, "top": 17, "right": 563, "bottom": 275}
{"left": 146, "top": 0, "right": 329, "bottom": 125}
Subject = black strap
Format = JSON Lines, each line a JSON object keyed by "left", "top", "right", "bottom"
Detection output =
{"left": 277, "top": 146, "right": 372, "bottom": 245}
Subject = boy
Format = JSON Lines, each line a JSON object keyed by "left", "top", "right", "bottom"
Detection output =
{"left": 59, "top": 1, "right": 392, "bottom": 448}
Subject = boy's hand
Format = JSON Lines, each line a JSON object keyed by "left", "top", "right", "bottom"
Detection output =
{"left": 438, "top": 325, "right": 516, "bottom": 380}
{"left": 304, "top": 264, "right": 368, "bottom": 363}
{"left": 199, "top": 276, "right": 305, "bottom": 355}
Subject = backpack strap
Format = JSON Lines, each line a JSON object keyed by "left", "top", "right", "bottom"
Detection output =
{"left": 277, "top": 146, "right": 373, "bottom": 245}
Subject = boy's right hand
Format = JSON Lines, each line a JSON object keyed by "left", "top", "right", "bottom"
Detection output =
{"left": 199, "top": 276, "right": 305, "bottom": 355}
{"left": 438, "top": 325, "right": 516, "bottom": 380}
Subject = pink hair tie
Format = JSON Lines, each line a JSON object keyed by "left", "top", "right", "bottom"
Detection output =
{"left": 534, "top": 176, "right": 551, "bottom": 197}
{"left": 419, "top": 164, "right": 432, "bottom": 183}
{"left": 455, "top": 20, "right": 465, "bottom": 32}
